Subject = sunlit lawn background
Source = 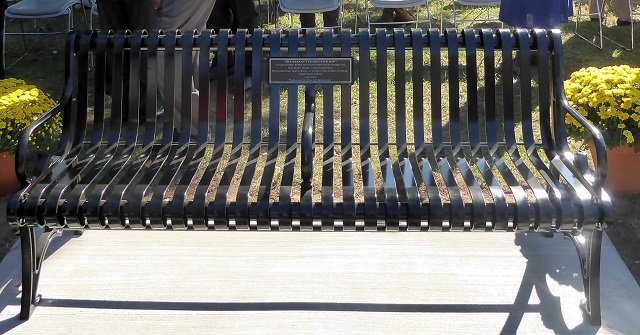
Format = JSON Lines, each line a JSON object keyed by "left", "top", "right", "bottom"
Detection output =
{"left": 4, "top": 1, "right": 639, "bottom": 95}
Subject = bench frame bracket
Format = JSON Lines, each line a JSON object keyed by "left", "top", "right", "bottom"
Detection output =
{"left": 19, "top": 226, "right": 63, "bottom": 320}
{"left": 565, "top": 228, "right": 603, "bottom": 326}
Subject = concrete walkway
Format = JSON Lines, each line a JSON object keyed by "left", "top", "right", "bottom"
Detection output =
{"left": 0, "top": 228, "right": 639, "bottom": 334}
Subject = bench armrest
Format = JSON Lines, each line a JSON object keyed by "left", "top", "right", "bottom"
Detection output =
{"left": 15, "top": 86, "right": 73, "bottom": 185}
{"left": 548, "top": 30, "right": 607, "bottom": 200}
{"left": 559, "top": 99, "right": 608, "bottom": 195}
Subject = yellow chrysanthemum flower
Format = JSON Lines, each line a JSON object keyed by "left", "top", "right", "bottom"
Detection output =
{"left": 0, "top": 78, "right": 59, "bottom": 155}
{"left": 564, "top": 65, "right": 640, "bottom": 150}
{"left": 624, "top": 130, "right": 634, "bottom": 144}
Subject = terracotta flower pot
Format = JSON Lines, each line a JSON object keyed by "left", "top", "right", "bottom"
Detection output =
{"left": 590, "top": 144, "right": 640, "bottom": 195}
{"left": 0, "top": 152, "right": 21, "bottom": 197}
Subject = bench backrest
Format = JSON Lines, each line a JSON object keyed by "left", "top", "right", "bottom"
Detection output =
{"left": 48, "top": 28, "right": 593, "bottom": 231}
{"left": 66, "top": 28, "right": 565, "bottom": 146}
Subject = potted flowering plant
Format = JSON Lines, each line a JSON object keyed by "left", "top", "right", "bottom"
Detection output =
{"left": 564, "top": 65, "right": 640, "bottom": 194}
{"left": 0, "top": 78, "right": 58, "bottom": 196}
{"left": 564, "top": 65, "right": 640, "bottom": 150}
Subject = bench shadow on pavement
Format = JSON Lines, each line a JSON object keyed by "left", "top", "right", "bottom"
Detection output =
{"left": 504, "top": 232, "right": 599, "bottom": 334}
{"left": 0, "top": 229, "right": 80, "bottom": 332}
{"left": 0, "top": 231, "right": 605, "bottom": 334}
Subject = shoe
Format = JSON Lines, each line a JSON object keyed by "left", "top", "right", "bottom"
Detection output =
{"left": 617, "top": 19, "right": 632, "bottom": 26}
{"left": 374, "top": 8, "right": 394, "bottom": 23}
{"left": 393, "top": 8, "right": 413, "bottom": 23}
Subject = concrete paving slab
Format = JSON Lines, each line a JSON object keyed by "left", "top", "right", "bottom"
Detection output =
{"left": 0, "top": 230, "right": 639, "bottom": 334}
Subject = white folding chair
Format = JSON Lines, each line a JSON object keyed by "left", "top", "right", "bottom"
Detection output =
{"left": 574, "top": 0, "right": 604, "bottom": 49}
{"left": 452, "top": 0, "right": 501, "bottom": 29}
{"left": 277, "top": 0, "right": 343, "bottom": 30}
{"left": 602, "top": 0, "right": 636, "bottom": 50}
{"left": 358, "top": 0, "right": 431, "bottom": 30}
{"left": 3, "top": 0, "right": 81, "bottom": 67}
{"left": 632, "top": 1, "right": 639, "bottom": 49}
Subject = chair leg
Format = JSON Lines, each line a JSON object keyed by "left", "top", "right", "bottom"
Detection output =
{"left": 3, "top": 17, "right": 29, "bottom": 70}
{"left": 19, "top": 226, "right": 63, "bottom": 320}
{"left": 2, "top": 17, "right": 6, "bottom": 71}
{"left": 565, "top": 228, "right": 603, "bottom": 326}
{"left": 574, "top": 0, "right": 604, "bottom": 49}
{"left": 19, "top": 20, "right": 26, "bottom": 51}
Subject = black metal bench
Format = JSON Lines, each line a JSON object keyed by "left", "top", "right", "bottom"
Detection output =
{"left": 7, "top": 28, "right": 612, "bottom": 325}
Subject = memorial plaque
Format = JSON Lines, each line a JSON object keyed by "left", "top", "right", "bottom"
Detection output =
{"left": 269, "top": 57, "right": 353, "bottom": 85}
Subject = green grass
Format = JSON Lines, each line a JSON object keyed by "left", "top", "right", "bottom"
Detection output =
{"left": 4, "top": 2, "right": 640, "bottom": 96}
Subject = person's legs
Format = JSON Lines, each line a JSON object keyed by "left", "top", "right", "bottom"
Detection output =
{"left": 589, "top": 0, "right": 632, "bottom": 24}
{"left": 300, "top": 13, "right": 316, "bottom": 28}
{"left": 300, "top": 6, "right": 339, "bottom": 29}
{"left": 96, "top": 0, "right": 156, "bottom": 122}
{"left": 374, "top": 7, "right": 412, "bottom": 23}
{"left": 231, "top": 0, "right": 258, "bottom": 72}
{"left": 611, "top": 0, "right": 632, "bottom": 23}
{"left": 233, "top": 0, "right": 259, "bottom": 31}
{"left": 125, "top": 0, "right": 156, "bottom": 29}
{"left": 96, "top": 0, "right": 128, "bottom": 95}
{"left": 123, "top": 1, "right": 155, "bottom": 122}
{"left": 393, "top": 8, "right": 413, "bottom": 22}
{"left": 154, "top": 0, "right": 216, "bottom": 31}
{"left": 96, "top": 0, "right": 127, "bottom": 31}
{"left": 321, "top": 8, "right": 340, "bottom": 28}
{"left": 97, "top": 0, "right": 155, "bottom": 31}
{"left": 588, "top": 0, "right": 603, "bottom": 19}
{"left": 208, "top": 0, "right": 234, "bottom": 74}
{"left": 153, "top": 0, "right": 217, "bottom": 137}
{"left": 374, "top": 8, "right": 394, "bottom": 23}
{"left": 207, "top": 0, "right": 233, "bottom": 32}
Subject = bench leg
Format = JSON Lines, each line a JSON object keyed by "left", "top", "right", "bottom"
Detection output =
{"left": 565, "top": 228, "right": 603, "bottom": 326}
{"left": 19, "top": 226, "right": 63, "bottom": 320}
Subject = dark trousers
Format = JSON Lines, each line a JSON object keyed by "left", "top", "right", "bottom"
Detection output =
{"left": 96, "top": 0, "right": 155, "bottom": 32}
{"left": 300, "top": 8, "right": 340, "bottom": 29}
{"left": 96, "top": 0, "right": 156, "bottom": 122}
{"left": 207, "top": 0, "right": 259, "bottom": 72}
